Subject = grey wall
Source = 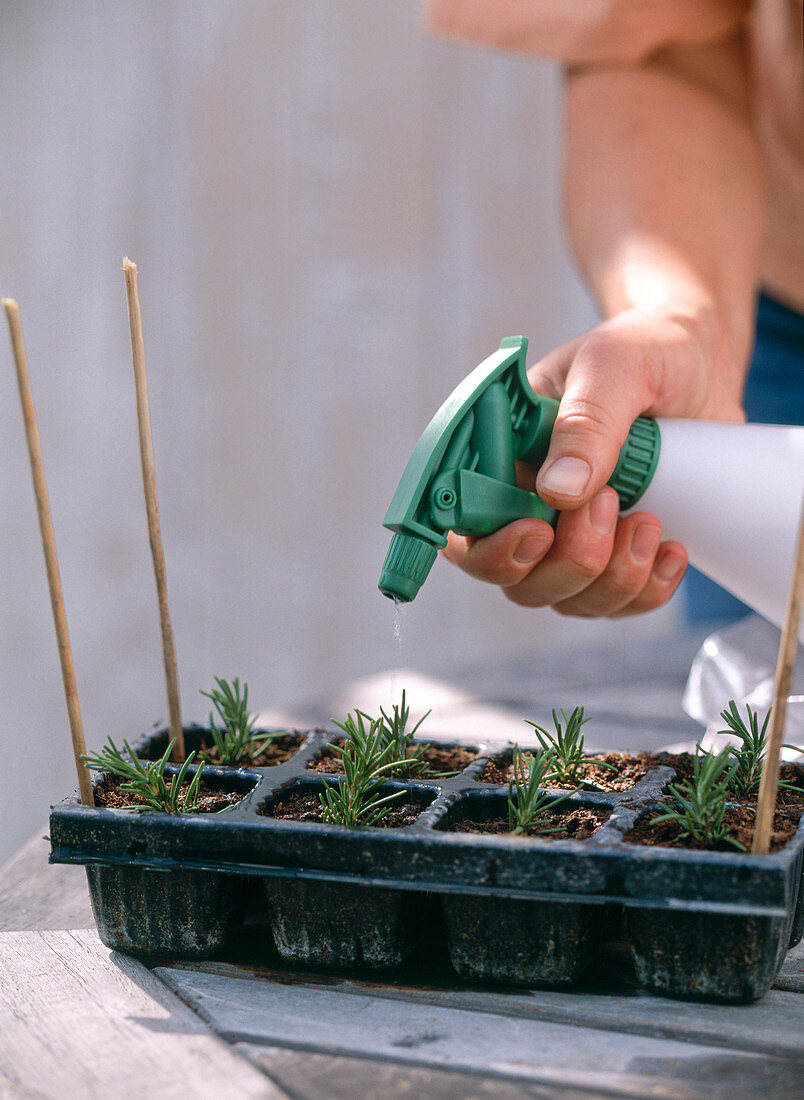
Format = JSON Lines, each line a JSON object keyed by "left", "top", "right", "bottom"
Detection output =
{"left": 0, "top": 1, "right": 678, "bottom": 862}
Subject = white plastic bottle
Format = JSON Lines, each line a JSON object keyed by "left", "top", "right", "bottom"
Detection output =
{"left": 626, "top": 421, "right": 804, "bottom": 642}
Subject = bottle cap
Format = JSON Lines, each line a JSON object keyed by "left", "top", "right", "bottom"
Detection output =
{"left": 609, "top": 416, "right": 661, "bottom": 510}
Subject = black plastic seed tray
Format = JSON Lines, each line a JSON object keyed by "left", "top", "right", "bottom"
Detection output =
{"left": 49, "top": 724, "right": 804, "bottom": 1003}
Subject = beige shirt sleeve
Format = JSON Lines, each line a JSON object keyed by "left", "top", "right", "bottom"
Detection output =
{"left": 426, "top": 0, "right": 751, "bottom": 65}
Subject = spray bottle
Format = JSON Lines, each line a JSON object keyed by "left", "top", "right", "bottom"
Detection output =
{"left": 379, "top": 336, "right": 804, "bottom": 642}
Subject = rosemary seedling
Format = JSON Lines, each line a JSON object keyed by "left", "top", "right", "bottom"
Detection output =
{"left": 507, "top": 747, "right": 569, "bottom": 836}
{"left": 376, "top": 690, "right": 432, "bottom": 773}
{"left": 652, "top": 746, "right": 745, "bottom": 851}
{"left": 201, "top": 676, "right": 276, "bottom": 765}
{"left": 524, "top": 707, "right": 615, "bottom": 789}
{"left": 716, "top": 700, "right": 803, "bottom": 799}
{"left": 82, "top": 737, "right": 204, "bottom": 814}
{"left": 321, "top": 710, "right": 406, "bottom": 826}
{"left": 331, "top": 709, "right": 396, "bottom": 772}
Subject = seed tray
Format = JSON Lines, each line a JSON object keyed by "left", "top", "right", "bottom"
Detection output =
{"left": 49, "top": 724, "right": 804, "bottom": 1003}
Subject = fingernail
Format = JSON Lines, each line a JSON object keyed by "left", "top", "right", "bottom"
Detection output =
{"left": 538, "top": 456, "right": 592, "bottom": 499}
{"left": 513, "top": 534, "right": 550, "bottom": 564}
{"left": 655, "top": 550, "right": 686, "bottom": 583}
{"left": 631, "top": 522, "right": 661, "bottom": 562}
{"left": 589, "top": 490, "right": 619, "bottom": 535}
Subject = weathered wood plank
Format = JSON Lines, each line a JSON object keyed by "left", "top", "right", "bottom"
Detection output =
{"left": 0, "top": 831, "right": 92, "bottom": 932}
{"left": 164, "top": 952, "right": 804, "bottom": 1058}
{"left": 156, "top": 964, "right": 802, "bottom": 1099}
{"left": 236, "top": 1043, "right": 618, "bottom": 1100}
{"left": 0, "top": 930, "right": 285, "bottom": 1100}
{"left": 777, "top": 935, "right": 804, "bottom": 992}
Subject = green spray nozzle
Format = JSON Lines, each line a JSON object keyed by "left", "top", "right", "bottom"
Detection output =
{"left": 379, "top": 336, "right": 661, "bottom": 602}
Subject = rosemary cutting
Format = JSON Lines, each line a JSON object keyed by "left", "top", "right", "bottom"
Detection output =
{"left": 716, "top": 699, "right": 803, "bottom": 799}
{"left": 201, "top": 676, "right": 278, "bottom": 765}
{"left": 320, "top": 710, "right": 407, "bottom": 826}
{"left": 651, "top": 747, "right": 745, "bottom": 851}
{"left": 524, "top": 706, "right": 615, "bottom": 789}
{"left": 375, "top": 689, "right": 431, "bottom": 773}
{"left": 507, "top": 747, "right": 570, "bottom": 836}
{"left": 82, "top": 737, "right": 204, "bottom": 814}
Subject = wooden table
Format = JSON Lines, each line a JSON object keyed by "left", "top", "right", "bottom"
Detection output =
{"left": 2, "top": 629, "right": 803, "bottom": 1099}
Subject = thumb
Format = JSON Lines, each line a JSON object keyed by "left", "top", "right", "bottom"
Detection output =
{"left": 534, "top": 349, "right": 648, "bottom": 511}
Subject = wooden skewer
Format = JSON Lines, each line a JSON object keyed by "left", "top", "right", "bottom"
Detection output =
{"left": 123, "top": 259, "right": 185, "bottom": 761}
{"left": 752, "top": 492, "right": 804, "bottom": 854}
{"left": 3, "top": 299, "right": 94, "bottom": 805}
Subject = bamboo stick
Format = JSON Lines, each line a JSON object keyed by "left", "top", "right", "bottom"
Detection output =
{"left": 123, "top": 259, "right": 185, "bottom": 761}
{"left": 752, "top": 493, "right": 804, "bottom": 854}
{"left": 3, "top": 299, "right": 94, "bottom": 805}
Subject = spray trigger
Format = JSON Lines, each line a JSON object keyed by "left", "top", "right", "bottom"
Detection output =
{"left": 379, "top": 336, "right": 659, "bottom": 602}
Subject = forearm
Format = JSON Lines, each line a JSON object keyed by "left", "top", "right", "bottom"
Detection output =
{"left": 564, "top": 35, "right": 766, "bottom": 392}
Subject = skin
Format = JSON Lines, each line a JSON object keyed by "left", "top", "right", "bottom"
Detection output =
{"left": 443, "top": 29, "right": 768, "bottom": 618}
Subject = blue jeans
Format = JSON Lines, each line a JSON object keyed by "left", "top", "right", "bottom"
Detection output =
{"left": 681, "top": 292, "right": 804, "bottom": 625}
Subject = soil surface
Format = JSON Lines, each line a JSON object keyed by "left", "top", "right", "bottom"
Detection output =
{"left": 480, "top": 750, "right": 651, "bottom": 791}
{"left": 651, "top": 753, "right": 804, "bottom": 809}
{"left": 308, "top": 740, "right": 477, "bottom": 779}
{"left": 625, "top": 803, "right": 801, "bottom": 853}
{"left": 93, "top": 774, "right": 242, "bottom": 813}
{"left": 198, "top": 732, "right": 306, "bottom": 768}
{"left": 260, "top": 788, "right": 423, "bottom": 828}
{"left": 448, "top": 806, "right": 609, "bottom": 840}
{"left": 767, "top": 771, "right": 804, "bottom": 810}
{"left": 482, "top": 749, "right": 804, "bottom": 802}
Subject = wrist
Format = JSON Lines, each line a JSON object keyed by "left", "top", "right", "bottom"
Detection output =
{"left": 626, "top": 301, "right": 745, "bottom": 373}
{"left": 590, "top": 238, "right": 757, "bottom": 375}
{"left": 584, "top": 304, "right": 751, "bottom": 422}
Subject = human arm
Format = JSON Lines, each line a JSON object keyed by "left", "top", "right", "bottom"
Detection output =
{"left": 442, "top": 27, "right": 767, "bottom": 616}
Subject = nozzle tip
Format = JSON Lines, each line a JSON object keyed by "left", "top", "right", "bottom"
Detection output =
{"left": 378, "top": 533, "right": 438, "bottom": 603}
{"left": 378, "top": 577, "right": 417, "bottom": 603}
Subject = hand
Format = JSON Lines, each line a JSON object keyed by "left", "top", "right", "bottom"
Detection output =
{"left": 442, "top": 307, "right": 747, "bottom": 617}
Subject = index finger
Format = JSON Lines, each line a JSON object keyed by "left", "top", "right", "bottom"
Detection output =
{"left": 442, "top": 518, "right": 555, "bottom": 587}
